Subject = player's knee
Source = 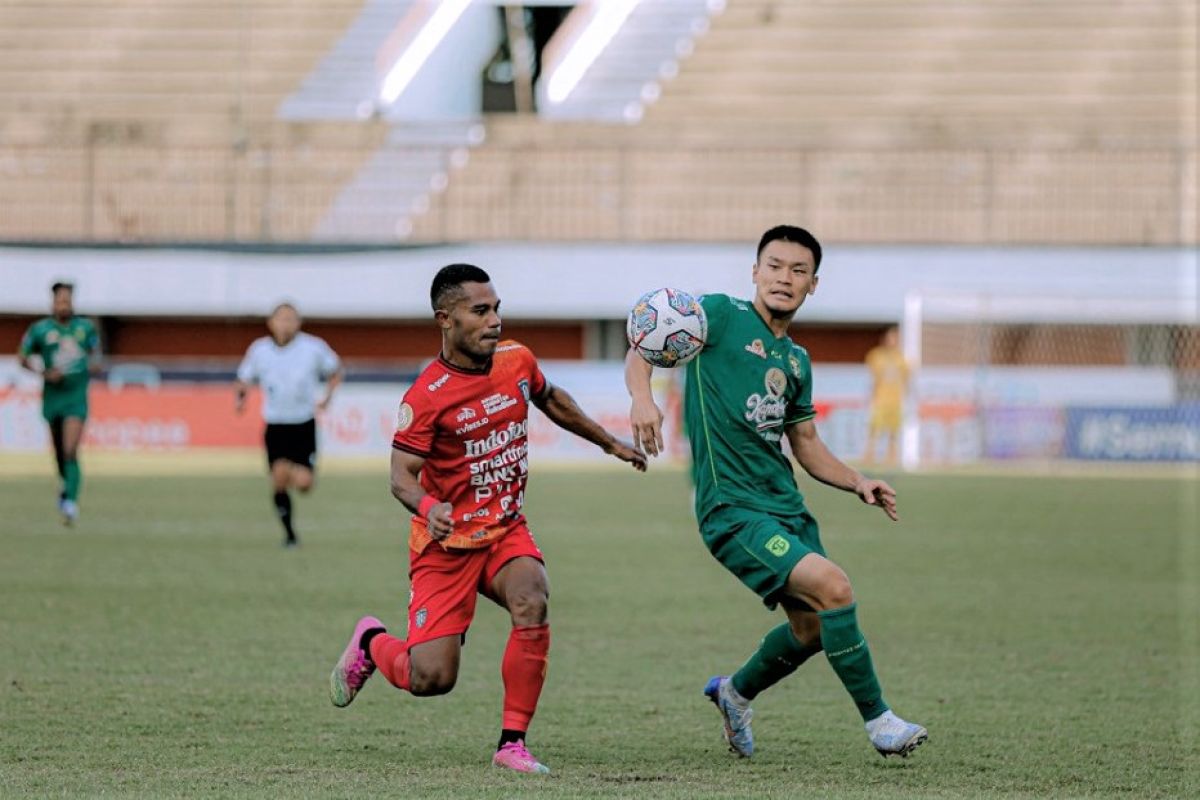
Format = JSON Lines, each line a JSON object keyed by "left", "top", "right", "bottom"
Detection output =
{"left": 506, "top": 589, "right": 549, "bottom": 626}
{"left": 409, "top": 665, "right": 457, "bottom": 696}
{"left": 819, "top": 569, "right": 855, "bottom": 609}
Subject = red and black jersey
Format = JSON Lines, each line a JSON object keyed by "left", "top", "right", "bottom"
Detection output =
{"left": 393, "top": 341, "right": 547, "bottom": 553}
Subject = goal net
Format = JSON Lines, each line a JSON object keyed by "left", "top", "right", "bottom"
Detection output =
{"left": 901, "top": 291, "right": 1199, "bottom": 469}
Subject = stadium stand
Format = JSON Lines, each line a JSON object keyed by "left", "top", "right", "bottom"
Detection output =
{"left": 0, "top": 0, "right": 1195, "bottom": 244}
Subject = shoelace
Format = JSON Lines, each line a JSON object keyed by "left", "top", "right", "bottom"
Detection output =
{"left": 499, "top": 741, "right": 536, "bottom": 763}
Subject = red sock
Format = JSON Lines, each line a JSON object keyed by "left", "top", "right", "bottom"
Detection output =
{"left": 501, "top": 623, "right": 550, "bottom": 731}
{"left": 369, "top": 633, "right": 411, "bottom": 692}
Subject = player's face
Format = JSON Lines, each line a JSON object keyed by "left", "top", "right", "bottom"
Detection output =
{"left": 752, "top": 240, "right": 818, "bottom": 317}
{"left": 52, "top": 288, "right": 73, "bottom": 319}
{"left": 440, "top": 282, "right": 502, "bottom": 362}
{"left": 883, "top": 327, "right": 900, "bottom": 348}
{"left": 267, "top": 307, "right": 301, "bottom": 343}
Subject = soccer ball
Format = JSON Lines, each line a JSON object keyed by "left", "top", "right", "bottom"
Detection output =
{"left": 627, "top": 288, "right": 708, "bottom": 368}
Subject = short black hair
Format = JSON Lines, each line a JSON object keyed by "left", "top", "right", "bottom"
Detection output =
{"left": 756, "top": 225, "right": 822, "bottom": 272}
{"left": 51, "top": 281, "right": 73, "bottom": 294}
{"left": 431, "top": 264, "right": 491, "bottom": 311}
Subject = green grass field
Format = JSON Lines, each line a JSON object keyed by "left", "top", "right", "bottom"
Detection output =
{"left": 1, "top": 460, "right": 1196, "bottom": 798}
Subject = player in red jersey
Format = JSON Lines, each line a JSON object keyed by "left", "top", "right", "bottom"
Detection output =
{"left": 329, "top": 264, "right": 646, "bottom": 774}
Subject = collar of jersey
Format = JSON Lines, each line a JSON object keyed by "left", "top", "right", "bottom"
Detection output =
{"left": 745, "top": 300, "right": 792, "bottom": 345}
{"left": 438, "top": 353, "right": 492, "bottom": 375}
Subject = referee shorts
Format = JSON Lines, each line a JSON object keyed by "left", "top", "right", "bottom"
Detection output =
{"left": 264, "top": 419, "right": 317, "bottom": 469}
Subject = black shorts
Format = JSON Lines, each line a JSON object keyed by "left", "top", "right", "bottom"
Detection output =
{"left": 264, "top": 419, "right": 317, "bottom": 469}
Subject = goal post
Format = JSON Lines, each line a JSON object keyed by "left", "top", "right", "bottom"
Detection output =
{"left": 901, "top": 290, "right": 1199, "bottom": 470}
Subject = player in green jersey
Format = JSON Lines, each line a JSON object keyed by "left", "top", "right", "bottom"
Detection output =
{"left": 625, "top": 225, "right": 927, "bottom": 760}
{"left": 17, "top": 282, "right": 101, "bottom": 525}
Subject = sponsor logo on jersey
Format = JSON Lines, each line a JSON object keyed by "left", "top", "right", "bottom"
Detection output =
{"left": 46, "top": 330, "right": 59, "bottom": 344}
{"left": 765, "top": 367, "right": 788, "bottom": 397}
{"left": 414, "top": 607, "right": 428, "bottom": 629}
{"left": 455, "top": 416, "right": 490, "bottom": 435}
{"left": 495, "top": 343, "right": 521, "bottom": 353}
{"left": 456, "top": 406, "right": 476, "bottom": 423}
{"left": 745, "top": 369, "right": 790, "bottom": 434}
{"left": 396, "top": 403, "right": 414, "bottom": 431}
{"left": 745, "top": 339, "right": 767, "bottom": 359}
{"left": 517, "top": 378, "right": 530, "bottom": 402}
{"left": 482, "top": 392, "right": 517, "bottom": 415}
{"left": 427, "top": 372, "right": 451, "bottom": 392}
{"left": 464, "top": 419, "right": 528, "bottom": 458}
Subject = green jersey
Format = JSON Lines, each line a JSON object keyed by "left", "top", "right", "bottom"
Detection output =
{"left": 19, "top": 316, "right": 100, "bottom": 396}
{"left": 683, "top": 293, "right": 816, "bottom": 523}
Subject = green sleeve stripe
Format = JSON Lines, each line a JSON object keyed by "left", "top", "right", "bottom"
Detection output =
{"left": 693, "top": 352, "right": 721, "bottom": 489}
{"left": 785, "top": 412, "right": 816, "bottom": 425}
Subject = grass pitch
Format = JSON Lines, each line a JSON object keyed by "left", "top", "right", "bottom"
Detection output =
{"left": 1, "top": 457, "right": 1195, "bottom": 798}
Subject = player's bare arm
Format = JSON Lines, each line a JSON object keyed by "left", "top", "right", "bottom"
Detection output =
{"left": 318, "top": 367, "right": 344, "bottom": 412}
{"left": 233, "top": 380, "right": 251, "bottom": 414}
{"left": 786, "top": 418, "right": 898, "bottom": 521}
{"left": 533, "top": 383, "right": 647, "bottom": 471}
{"left": 20, "top": 354, "right": 63, "bottom": 383}
{"left": 390, "top": 448, "right": 454, "bottom": 539}
{"left": 624, "top": 349, "right": 664, "bottom": 457}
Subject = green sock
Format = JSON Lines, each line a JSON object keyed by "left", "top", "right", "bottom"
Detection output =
{"left": 63, "top": 459, "right": 81, "bottom": 502}
{"left": 818, "top": 603, "right": 889, "bottom": 722}
{"left": 731, "top": 623, "right": 822, "bottom": 700}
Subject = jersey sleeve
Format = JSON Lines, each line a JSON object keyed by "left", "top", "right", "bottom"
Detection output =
{"left": 391, "top": 385, "right": 439, "bottom": 457}
{"left": 698, "top": 293, "right": 733, "bottom": 348}
{"left": 236, "top": 341, "right": 260, "bottom": 384}
{"left": 316, "top": 337, "right": 340, "bottom": 378}
{"left": 785, "top": 348, "right": 817, "bottom": 425}
{"left": 17, "top": 323, "right": 39, "bottom": 358}
{"left": 525, "top": 346, "right": 548, "bottom": 399}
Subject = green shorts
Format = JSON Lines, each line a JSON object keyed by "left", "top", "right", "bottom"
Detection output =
{"left": 699, "top": 505, "right": 826, "bottom": 609}
{"left": 43, "top": 387, "right": 88, "bottom": 422}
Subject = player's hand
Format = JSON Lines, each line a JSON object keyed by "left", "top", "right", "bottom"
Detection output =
{"left": 43, "top": 368, "right": 64, "bottom": 384}
{"left": 234, "top": 394, "right": 246, "bottom": 415}
{"left": 629, "top": 396, "right": 665, "bottom": 457}
{"left": 316, "top": 396, "right": 331, "bottom": 413}
{"left": 426, "top": 502, "right": 455, "bottom": 540}
{"left": 606, "top": 439, "right": 648, "bottom": 472}
{"left": 855, "top": 478, "right": 898, "bottom": 521}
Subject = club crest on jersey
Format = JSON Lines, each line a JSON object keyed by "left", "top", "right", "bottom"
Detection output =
{"left": 745, "top": 339, "right": 767, "bottom": 359}
{"left": 456, "top": 406, "right": 476, "bottom": 423}
{"left": 517, "top": 379, "right": 530, "bottom": 402}
{"left": 788, "top": 353, "right": 803, "bottom": 379}
{"left": 396, "top": 403, "right": 414, "bottom": 431}
{"left": 46, "top": 330, "right": 60, "bottom": 344}
{"left": 765, "top": 367, "right": 788, "bottom": 397}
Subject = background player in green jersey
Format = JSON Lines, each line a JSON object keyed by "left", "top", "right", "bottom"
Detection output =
{"left": 625, "top": 225, "right": 927, "bottom": 760}
{"left": 18, "top": 282, "right": 101, "bottom": 525}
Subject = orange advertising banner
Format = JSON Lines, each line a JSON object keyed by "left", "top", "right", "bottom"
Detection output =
{"left": 0, "top": 386, "right": 263, "bottom": 450}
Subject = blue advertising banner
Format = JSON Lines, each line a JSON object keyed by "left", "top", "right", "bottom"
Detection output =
{"left": 1064, "top": 406, "right": 1200, "bottom": 462}
{"left": 984, "top": 407, "right": 1066, "bottom": 459}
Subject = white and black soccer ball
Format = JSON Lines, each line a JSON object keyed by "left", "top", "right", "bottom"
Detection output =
{"left": 627, "top": 288, "right": 708, "bottom": 368}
